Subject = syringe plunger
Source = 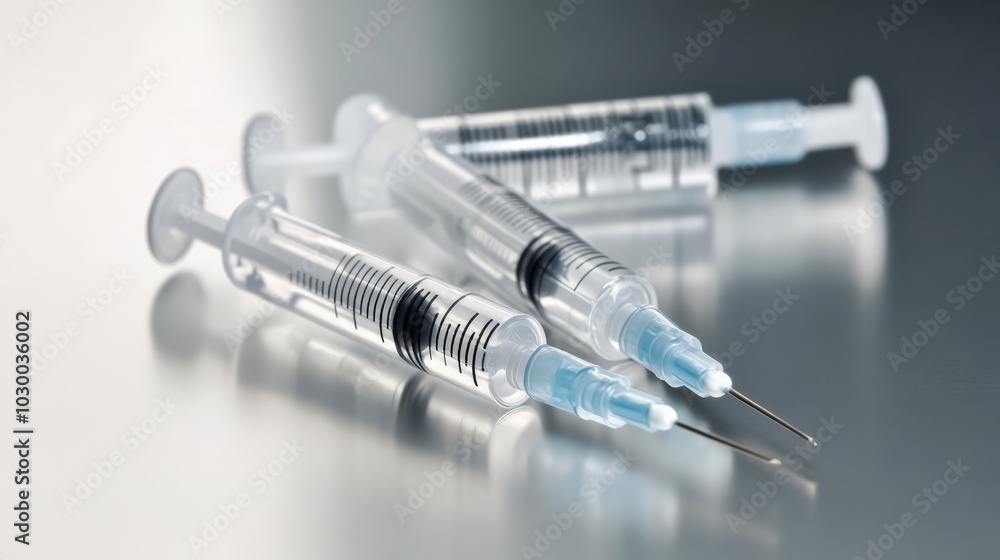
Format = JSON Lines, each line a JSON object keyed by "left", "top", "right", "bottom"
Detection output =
{"left": 710, "top": 76, "right": 887, "bottom": 171}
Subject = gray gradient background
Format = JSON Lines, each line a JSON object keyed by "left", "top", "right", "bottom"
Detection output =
{"left": 2, "top": 0, "right": 998, "bottom": 558}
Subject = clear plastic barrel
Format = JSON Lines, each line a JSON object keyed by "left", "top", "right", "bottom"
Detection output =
{"left": 220, "top": 193, "right": 543, "bottom": 406}
{"left": 418, "top": 94, "right": 716, "bottom": 202}
{"left": 354, "top": 119, "right": 657, "bottom": 360}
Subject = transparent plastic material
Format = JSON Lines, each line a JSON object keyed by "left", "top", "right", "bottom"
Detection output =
{"left": 619, "top": 306, "right": 731, "bottom": 398}
{"left": 359, "top": 124, "right": 658, "bottom": 362}
{"left": 419, "top": 93, "right": 715, "bottom": 200}
{"left": 524, "top": 345, "right": 677, "bottom": 432}
{"left": 710, "top": 76, "right": 887, "bottom": 172}
{"left": 328, "top": 100, "right": 734, "bottom": 398}
{"left": 147, "top": 169, "right": 685, "bottom": 431}
{"left": 223, "top": 194, "right": 546, "bottom": 405}
{"left": 244, "top": 77, "right": 886, "bottom": 208}
{"left": 149, "top": 170, "right": 541, "bottom": 406}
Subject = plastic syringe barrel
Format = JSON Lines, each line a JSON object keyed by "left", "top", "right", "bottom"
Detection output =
{"left": 224, "top": 198, "right": 676, "bottom": 428}
{"left": 417, "top": 93, "right": 716, "bottom": 200}
{"left": 355, "top": 119, "right": 657, "bottom": 361}
{"left": 212, "top": 193, "right": 543, "bottom": 406}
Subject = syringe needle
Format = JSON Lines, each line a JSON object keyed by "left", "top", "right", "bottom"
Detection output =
{"left": 675, "top": 421, "right": 781, "bottom": 465}
{"left": 728, "top": 388, "right": 816, "bottom": 446}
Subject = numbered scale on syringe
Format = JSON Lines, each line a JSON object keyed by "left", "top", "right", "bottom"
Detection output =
{"left": 220, "top": 196, "right": 538, "bottom": 404}
{"left": 421, "top": 94, "right": 715, "bottom": 200}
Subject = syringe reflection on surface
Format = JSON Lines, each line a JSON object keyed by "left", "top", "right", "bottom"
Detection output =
{"left": 150, "top": 273, "right": 796, "bottom": 558}
{"left": 248, "top": 326, "right": 786, "bottom": 556}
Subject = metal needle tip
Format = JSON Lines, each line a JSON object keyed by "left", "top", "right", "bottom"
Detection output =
{"left": 675, "top": 421, "right": 781, "bottom": 465}
{"left": 729, "top": 388, "right": 816, "bottom": 445}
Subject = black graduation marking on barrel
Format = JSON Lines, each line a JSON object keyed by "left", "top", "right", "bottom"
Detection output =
{"left": 449, "top": 98, "right": 710, "bottom": 192}
{"left": 288, "top": 253, "right": 410, "bottom": 344}
{"left": 454, "top": 178, "right": 630, "bottom": 313}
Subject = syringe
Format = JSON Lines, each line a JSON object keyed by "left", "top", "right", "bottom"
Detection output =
{"left": 251, "top": 96, "right": 815, "bottom": 444}
{"left": 146, "top": 168, "right": 778, "bottom": 462}
{"left": 243, "top": 76, "right": 886, "bottom": 211}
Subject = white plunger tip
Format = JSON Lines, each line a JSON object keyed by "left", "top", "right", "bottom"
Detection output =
{"left": 850, "top": 76, "right": 888, "bottom": 171}
{"left": 703, "top": 370, "right": 733, "bottom": 398}
{"left": 147, "top": 168, "right": 204, "bottom": 264}
{"left": 649, "top": 404, "right": 678, "bottom": 431}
